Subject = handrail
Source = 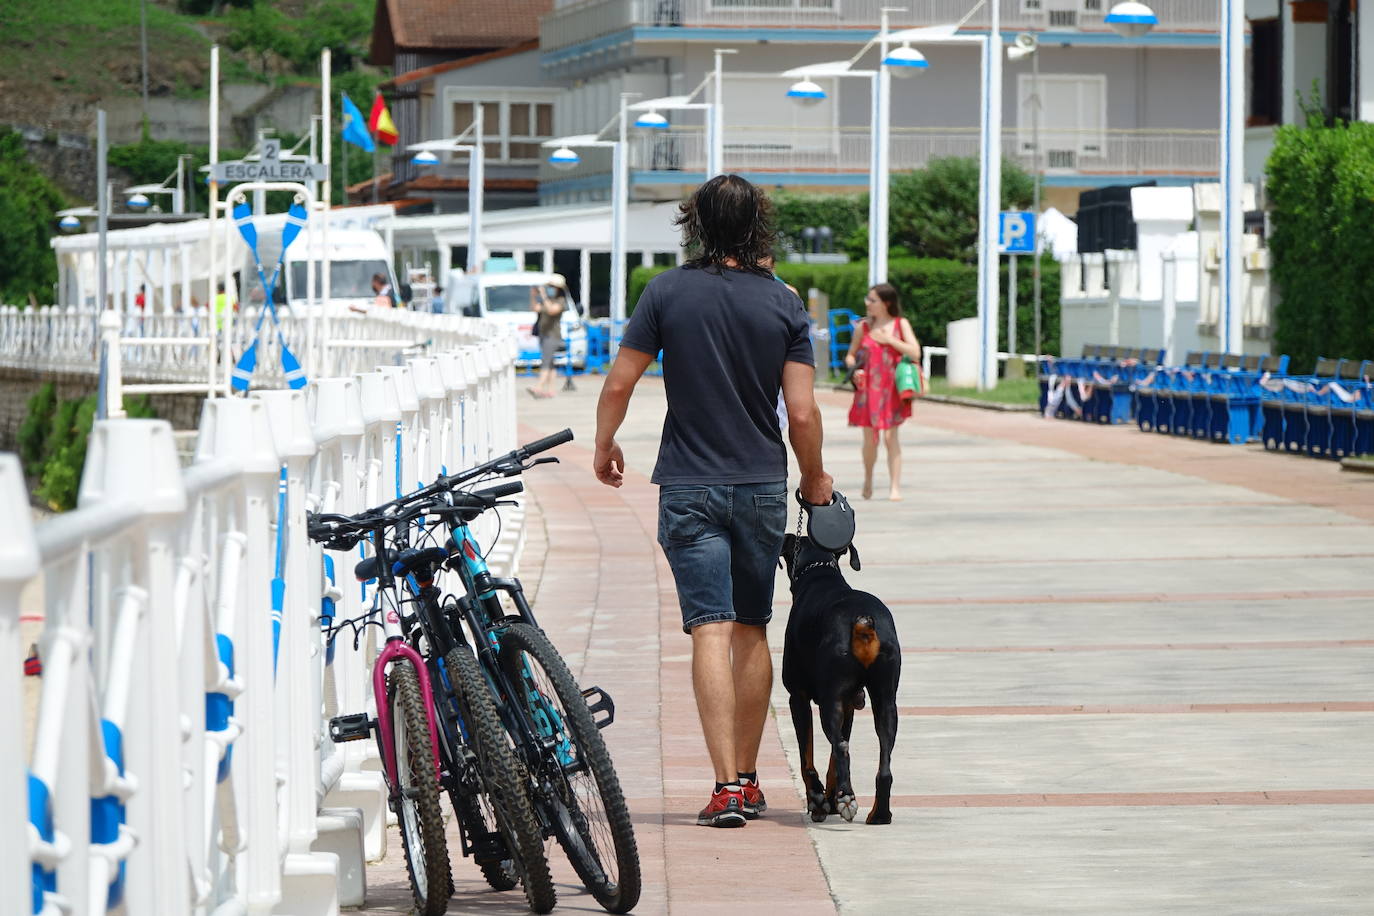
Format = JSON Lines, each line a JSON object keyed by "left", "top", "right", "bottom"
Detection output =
{"left": 1, "top": 320, "right": 523, "bottom": 916}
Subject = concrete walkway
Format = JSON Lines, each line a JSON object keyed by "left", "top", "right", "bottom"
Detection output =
{"left": 361, "top": 377, "right": 1373, "bottom": 914}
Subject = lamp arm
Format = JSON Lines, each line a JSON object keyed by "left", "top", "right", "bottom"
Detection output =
{"left": 954, "top": 0, "right": 988, "bottom": 30}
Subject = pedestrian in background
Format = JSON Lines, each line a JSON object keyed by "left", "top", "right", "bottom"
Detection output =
{"left": 844, "top": 283, "right": 920, "bottom": 501}
{"left": 528, "top": 285, "right": 565, "bottom": 399}
{"left": 594, "top": 173, "right": 832, "bottom": 828}
{"left": 371, "top": 273, "right": 397, "bottom": 308}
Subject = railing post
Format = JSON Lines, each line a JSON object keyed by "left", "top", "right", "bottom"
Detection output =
{"left": 100, "top": 308, "right": 127, "bottom": 419}
{"left": 79, "top": 418, "right": 189, "bottom": 914}
{"left": 0, "top": 455, "right": 39, "bottom": 912}
{"left": 198, "top": 397, "right": 283, "bottom": 913}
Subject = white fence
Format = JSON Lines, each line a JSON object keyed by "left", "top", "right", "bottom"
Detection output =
{"left": 1, "top": 318, "right": 524, "bottom": 915}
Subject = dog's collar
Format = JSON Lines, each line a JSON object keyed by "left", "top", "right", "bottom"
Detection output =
{"left": 793, "top": 559, "right": 838, "bottom": 580}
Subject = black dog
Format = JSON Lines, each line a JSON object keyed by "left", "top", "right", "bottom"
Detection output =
{"left": 780, "top": 534, "right": 900, "bottom": 824}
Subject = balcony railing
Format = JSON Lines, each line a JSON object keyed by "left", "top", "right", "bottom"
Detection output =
{"left": 628, "top": 126, "right": 1219, "bottom": 179}
{"left": 542, "top": 0, "right": 1221, "bottom": 54}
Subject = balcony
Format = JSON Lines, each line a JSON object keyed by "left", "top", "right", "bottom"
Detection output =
{"left": 541, "top": 0, "right": 1221, "bottom": 56}
{"left": 623, "top": 126, "right": 1219, "bottom": 183}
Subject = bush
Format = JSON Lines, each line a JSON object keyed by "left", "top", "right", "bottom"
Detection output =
{"left": 0, "top": 130, "right": 66, "bottom": 304}
{"left": 1267, "top": 119, "right": 1374, "bottom": 370}
{"left": 628, "top": 256, "right": 1060, "bottom": 356}
{"left": 22, "top": 390, "right": 157, "bottom": 511}
{"left": 769, "top": 189, "right": 866, "bottom": 259}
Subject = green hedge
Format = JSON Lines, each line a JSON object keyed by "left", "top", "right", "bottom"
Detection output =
{"left": 1267, "top": 120, "right": 1374, "bottom": 370}
{"left": 18, "top": 384, "right": 157, "bottom": 511}
{"left": 628, "top": 257, "right": 1060, "bottom": 355}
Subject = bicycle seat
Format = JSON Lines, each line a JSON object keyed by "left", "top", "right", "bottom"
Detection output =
{"left": 354, "top": 546, "right": 450, "bottom": 582}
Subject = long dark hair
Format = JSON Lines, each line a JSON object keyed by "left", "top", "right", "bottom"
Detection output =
{"left": 870, "top": 283, "right": 901, "bottom": 318}
{"left": 674, "top": 174, "right": 776, "bottom": 276}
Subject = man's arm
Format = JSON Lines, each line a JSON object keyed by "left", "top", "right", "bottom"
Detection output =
{"left": 593, "top": 347, "right": 655, "bottom": 487}
{"left": 782, "top": 360, "right": 833, "bottom": 505}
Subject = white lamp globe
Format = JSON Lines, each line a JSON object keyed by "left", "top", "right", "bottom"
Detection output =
{"left": 786, "top": 78, "right": 827, "bottom": 107}
{"left": 58, "top": 214, "right": 81, "bottom": 232}
{"left": 548, "top": 146, "right": 580, "bottom": 171}
{"left": 1104, "top": 1, "right": 1158, "bottom": 37}
{"left": 634, "top": 110, "right": 669, "bottom": 130}
{"left": 411, "top": 149, "right": 441, "bottom": 166}
{"left": 883, "top": 44, "right": 928, "bottom": 78}
{"left": 126, "top": 192, "right": 151, "bottom": 210}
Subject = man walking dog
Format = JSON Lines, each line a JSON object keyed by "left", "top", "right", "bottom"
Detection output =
{"left": 594, "top": 174, "right": 833, "bottom": 827}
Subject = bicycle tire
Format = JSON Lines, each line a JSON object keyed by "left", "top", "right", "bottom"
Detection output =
{"left": 445, "top": 645, "right": 557, "bottom": 914}
{"left": 498, "top": 622, "right": 641, "bottom": 914}
{"left": 387, "top": 660, "right": 453, "bottom": 915}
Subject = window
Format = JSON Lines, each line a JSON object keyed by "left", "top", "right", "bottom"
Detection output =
{"left": 447, "top": 91, "right": 558, "bottom": 164}
{"left": 710, "top": 0, "right": 834, "bottom": 8}
{"left": 1249, "top": 19, "right": 1281, "bottom": 125}
{"left": 1018, "top": 74, "right": 1107, "bottom": 169}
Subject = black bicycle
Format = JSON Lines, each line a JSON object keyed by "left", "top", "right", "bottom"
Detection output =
{"left": 310, "top": 486, "right": 556, "bottom": 912}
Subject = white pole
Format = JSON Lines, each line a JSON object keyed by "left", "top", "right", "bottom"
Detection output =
{"left": 1008, "top": 253, "right": 1017, "bottom": 356}
{"left": 611, "top": 93, "right": 629, "bottom": 343}
{"left": 711, "top": 48, "right": 736, "bottom": 178}
{"left": 318, "top": 48, "right": 330, "bottom": 378}
{"left": 468, "top": 105, "right": 485, "bottom": 272}
{"left": 874, "top": 9, "right": 892, "bottom": 286}
{"left": 1220, "top": 0, "right": 1244, "bottom": 355}
{"left": 866, "top": 71, "right": 880, "bottom": 290}
{"left": 1161, "top": 250, "right": 1178, "bottom": 365}
{"left": 175, "top": 156, "right": 185, "bottom": 214}
{"left": 976, "top": 28, "right": 1003, "bottom": 391}
{"left": 209, "top": 45, "right": 222, "bottom": 395}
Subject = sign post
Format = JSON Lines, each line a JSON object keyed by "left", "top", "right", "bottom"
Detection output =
{"left": 999, "top": 210, "right": 1035, "bottom": 380}
{"left": 211, "top": 139, "right": 330, "bottom": 185}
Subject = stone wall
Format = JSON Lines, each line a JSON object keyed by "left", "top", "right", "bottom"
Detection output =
{"left": 0, "top": 368, "right": 205, "bottom": 454}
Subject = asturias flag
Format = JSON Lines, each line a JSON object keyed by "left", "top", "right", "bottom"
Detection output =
{"left": 368, "top": 92, "right": 398, "bottom": 146}
{"left": 341, "top": 94, "right": 375, "bottom": 152}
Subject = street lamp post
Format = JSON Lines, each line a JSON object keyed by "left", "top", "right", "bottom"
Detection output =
{"left": 407, "top": 103, "right": 486, "bottom": 272}
{"left": 544, "top": 93, "right": 634, "bottom": 343}
{"left": 1008, "top": 33, "right": 1042, "bottom": 362}
{"left": 784, "top": 9, "right": 925, "bottom": 289}
{"left": 712, "top": 48, "right": 738, "bottom": 178}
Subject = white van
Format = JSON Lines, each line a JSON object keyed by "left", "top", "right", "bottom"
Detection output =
{"left": 444, "top": 269, "right": 588, "bottom": 370}
{"left": 277, "top": 228, "right": 406, "bottom": 312}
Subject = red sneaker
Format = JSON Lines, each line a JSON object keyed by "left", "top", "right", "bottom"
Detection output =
{"left": 740, "top": 780, "right": 767, "bottom": 820}
{"left": 697, "top": 786, "right": 747, "bottom": 827}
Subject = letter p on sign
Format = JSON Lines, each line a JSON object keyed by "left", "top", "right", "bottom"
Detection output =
{"left": 999, "top": 210, "right": 1035, "bottom": 254}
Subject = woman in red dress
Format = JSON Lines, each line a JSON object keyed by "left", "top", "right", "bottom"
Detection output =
{"left": 844, "top": 284, "right": 921, "bottom": 500}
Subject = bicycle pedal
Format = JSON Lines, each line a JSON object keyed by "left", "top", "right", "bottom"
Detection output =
{"left": 581, "top": 685, "right": 615, "bottom": 730}
{"left": 329, "top": 713, "right": 374, "bottom": 743}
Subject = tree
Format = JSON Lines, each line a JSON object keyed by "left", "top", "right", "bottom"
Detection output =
{"left": 888, "top": 156, "right": 1034, "bottom": 263}
{"left": 0, "top": 130, "right": 66, "bottom": 304}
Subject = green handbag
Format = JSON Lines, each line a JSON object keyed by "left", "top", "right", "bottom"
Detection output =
{"left": 895, "top": 357, "right": 920, "bottom": 400}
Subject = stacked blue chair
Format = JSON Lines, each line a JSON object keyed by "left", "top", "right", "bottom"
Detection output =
{"left": 1353, "top": 375, "right": 1374, "bottom": 457}
{"left": 1318, "top": 359, "right": 1371, "bottom": 459}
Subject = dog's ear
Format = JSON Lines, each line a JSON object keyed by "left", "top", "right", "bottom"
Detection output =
{"left": 781, "top": 533, "right": 796, "bottom": 561}
{"left": 847, "top": 544, "right": 861, "bottom": 571}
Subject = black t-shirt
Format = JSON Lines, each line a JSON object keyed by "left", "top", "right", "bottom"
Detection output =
{"left": 620, "top": 265, "right": 815, "bottom": 485}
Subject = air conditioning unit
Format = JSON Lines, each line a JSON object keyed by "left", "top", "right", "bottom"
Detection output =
{"left": 1047, "top": 149, "right": 1078, "bottom": 169}
{"left": 1082, "top": 0, "right": 1103, "bottom": 11}
{"left": 1021, "top": 0, "right": 1044, "bottom": 12}
{"left": 1049, "top": 9, "right": 1079, "bottom": 26}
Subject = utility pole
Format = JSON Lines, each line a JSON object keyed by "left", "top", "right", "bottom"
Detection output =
{"left": 140, "top": 0, "right": 149, "bottom": 125}
{"left": 1031, "top": 43, "right": 1043, "bottom": 364}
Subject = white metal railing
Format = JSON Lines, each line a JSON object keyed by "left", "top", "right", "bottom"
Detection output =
{"left": 1, "top": 321, "right": 523, "bottom": 915}
{"left": 631, "top": 126, "right": 1219, "bottom": 178}
{"left": 541, "top": 0, "right": 1223, "bottom": 53}
{"left": 0, "top": 305, "right": 488, "bottom": 396}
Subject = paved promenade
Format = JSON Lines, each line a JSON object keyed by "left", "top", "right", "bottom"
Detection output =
{"left": 362, "top": 377, "right": 1374, "bottom": 914}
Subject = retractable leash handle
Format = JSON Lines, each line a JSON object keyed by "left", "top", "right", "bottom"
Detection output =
{"left": 795, "top": 488, "right": 860, "bottom": 569}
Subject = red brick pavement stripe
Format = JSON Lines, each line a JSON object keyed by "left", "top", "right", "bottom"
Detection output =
{"left": 517, "top": 423, "right": 836, "bottom": 915}
{"left": 886, "top": 789, "right": 1374, "bottom": 807}
{"left": 893, "top": 639, "right": 1374, "bottom": 653}
{"left": 847, "top": 552, "right": 1374, "bottom": 566}
{"left": 824, "top": 588, "right": 1374, "bottom": 607}
{"left": 897, "top": 702, "right": 1374, "bottom": 716}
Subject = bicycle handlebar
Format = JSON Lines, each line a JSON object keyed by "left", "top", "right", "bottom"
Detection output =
{"left": 306, "top": 481, "right": 527, "bottom": 549}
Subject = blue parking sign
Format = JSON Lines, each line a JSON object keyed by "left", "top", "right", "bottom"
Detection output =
{"left": 999, "top": 210, "right": 1036, "bottom": 254}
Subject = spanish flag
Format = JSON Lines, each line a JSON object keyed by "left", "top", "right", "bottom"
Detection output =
{"left": 368, "top": 92, "right": 398, "bottom": 146}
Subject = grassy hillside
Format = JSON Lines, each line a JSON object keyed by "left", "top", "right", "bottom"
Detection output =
{"left": 0, "top": 0, "right": 372, "bottom": 130}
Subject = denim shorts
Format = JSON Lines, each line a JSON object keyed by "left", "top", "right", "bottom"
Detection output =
{"left": 657, "top": 481, "right": 789, "bottom": 633}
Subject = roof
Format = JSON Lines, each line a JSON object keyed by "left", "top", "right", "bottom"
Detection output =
{"left": 386, "top": 41, "right": 539, "bottom": 89}
{"left": 371, "top": 0, "right": 551, "bottom": 62}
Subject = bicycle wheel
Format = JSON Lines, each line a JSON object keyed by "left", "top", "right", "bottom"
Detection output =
{"left": 498, "top": 622, "right": 641, "bottom": 914}
{"left": 445, "top": 645, "right": 557, "bottom": 914}
{"left": 387, "top": 660, "right": 453, "bottom": 915}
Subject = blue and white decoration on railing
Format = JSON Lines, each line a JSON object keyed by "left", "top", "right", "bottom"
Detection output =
{"left": 231, "top": 199, "right": 309, "bottom": 392}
